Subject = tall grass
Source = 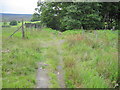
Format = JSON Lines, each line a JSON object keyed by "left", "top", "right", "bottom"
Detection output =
{"left": 2, "top": 27, "right": 118, "bottom": 88}
{"left": 62, "top": 30, "right": 118, "bottom": 88}
{"left": 2, "top": 27, "right": 55, "bottom": 88}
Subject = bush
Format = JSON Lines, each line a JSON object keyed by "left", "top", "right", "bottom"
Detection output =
{"left": 10, "top": 20, "right": 17, "bottom": 26}
{"left": 2, "top": 22, "right": 10, "bottom": 27}
{"left": 3, "top": 22, "right": 7, "bottom": 26}
{"left": 18, "top": 21, "right": 21, "bottom": 23}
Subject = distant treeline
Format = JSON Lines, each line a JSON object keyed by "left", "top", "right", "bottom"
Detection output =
{"left": 32, "top": 2, "right": 119, "bottom": 31}
{"left": 1, "top": 13, "right": 32, "bottom": 22}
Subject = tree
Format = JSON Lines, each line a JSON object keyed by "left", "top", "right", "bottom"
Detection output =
{"left": 9, "top": 20, "right": 17, "bottom": 26}
{"left": 18, "top": 21, "right": 21, "bottom": 23}
{"left": 99, "top": 2, "right": 119, "bottom": 29}
{"left": 34, "top": 2, "right": 118, "bottom": 31}
{"left": 60, "top": 2, "right": 102, "bottom": 30}
{"left": 31, "top": 13, "right": 40, "bottom": 22}
{"left": 3, "top": 22, "right": 7, "bottom": 26}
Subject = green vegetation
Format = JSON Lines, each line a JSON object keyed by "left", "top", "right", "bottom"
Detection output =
{"left": 3, "top": 22, "right": 7, "bottom": 26}
{"left": 2, "top": 25, "right": 118, "bottom": 88}
{"left": 2, "top": 27, "right": 55, "bottom": 88}
{"left": 1, "top": 22, "right": 10, "bottom": 27}
{"left": 62, "top": 30, "right": 118, "bottom": 88}
{"left": 31, "top": 13, "right": 40, "bottom": 22}
{"left": 18, "top": 21, "right": 21, "bottom": 23}
{"left": 1, "top": 2, "right": 119, "bottom": 88}
{"left": 33, "top": 2, "right": 119, "bottom": 31}
{"left": 9, "top": 20, "right": 17, "bottom": 26}
{"left": 25, "top": 21, "right": 41, "bottom": 24}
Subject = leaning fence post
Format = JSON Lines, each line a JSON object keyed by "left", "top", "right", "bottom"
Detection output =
{"left": 22, "top": 19, "right": 25, "bottom": 39}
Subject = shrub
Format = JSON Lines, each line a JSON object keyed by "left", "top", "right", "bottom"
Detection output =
{"left": 18, "top": 21, "right": 21, "bottom": 23}
{"left": 10, "top": 20, "right": 17, "bottom": 26}
{"left": 3, "top": 22, "right": 7, "bottom": 26}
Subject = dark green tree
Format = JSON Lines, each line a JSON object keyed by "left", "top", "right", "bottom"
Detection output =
{"left": 60, "top": 2, "right": 102, "bottom": 30}
{"left": 31, "top": 13, "right": 40, "bottom": 22}
{"left": 9, "top": 20, "right": 17, "bottom": 26}
{"left": 99, "top": 2, "right": 119, "bottom": 29}
{"left": 3, "top": 22, "right": 7, "bottom": 26}
{"left": 34, "top": 2, "right": 119, "bottom": 30}
{"left": 18, "top": 21, "right": 20, "bottom": 23}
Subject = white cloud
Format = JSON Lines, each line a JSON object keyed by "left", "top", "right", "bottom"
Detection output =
{"left": 0, "top": 0, "right": 38, "bottom": 14}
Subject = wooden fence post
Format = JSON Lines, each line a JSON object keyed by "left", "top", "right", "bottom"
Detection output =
{"left": 81, "top": 26, "right": 84, "bottom": 35}
{"left": 94, "top": 30, "right": 98, "bottom": 39}
{"left": 22, "top": 19, "right": 25, "bottom": 39}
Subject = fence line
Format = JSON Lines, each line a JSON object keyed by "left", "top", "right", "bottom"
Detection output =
{"left": 9, "top": 26, "right": 22, "bottom": 38}
{"left": 9, "top": 20, "right": 25, "bottom": 39}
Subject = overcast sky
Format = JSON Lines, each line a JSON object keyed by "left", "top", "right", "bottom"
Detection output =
{"left": 0, "top": 0, "right": 39, "bottom": 14}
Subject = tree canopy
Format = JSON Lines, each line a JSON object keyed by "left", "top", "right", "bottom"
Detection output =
{"left": 9, "top": 20, "right": 18, "bottom": 26}
{"left": 32, "top": 2, "right": 119, "bottom": 31}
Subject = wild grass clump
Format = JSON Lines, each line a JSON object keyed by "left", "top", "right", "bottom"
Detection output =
{"left": 62, "top": 30, "right": 118, "bottom": 88}
{"left": 2, "top": 27, "right": 118, "bottom": 88}
{"left": 2, "top": 27, "right": 55, "bottom": 88}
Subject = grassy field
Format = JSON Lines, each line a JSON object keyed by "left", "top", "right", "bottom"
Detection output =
{"left": 2, "top": 26, "right": 118, "bottom": 88}
{"left": 62, "top": 30, "right": 118, "bottom": 88}
{"left": 2, "top": 27, "right": 55, "bottom": 88}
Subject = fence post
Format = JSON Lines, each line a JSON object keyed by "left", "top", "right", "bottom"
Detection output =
{"left": 81, "top": 26, "right": 84, "bottom": 35}
{"left": 94, "top": 30, "right": 98, "bottom": 39}
{"left": 22, "top": 19, "right": 25, "bottom": 39}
